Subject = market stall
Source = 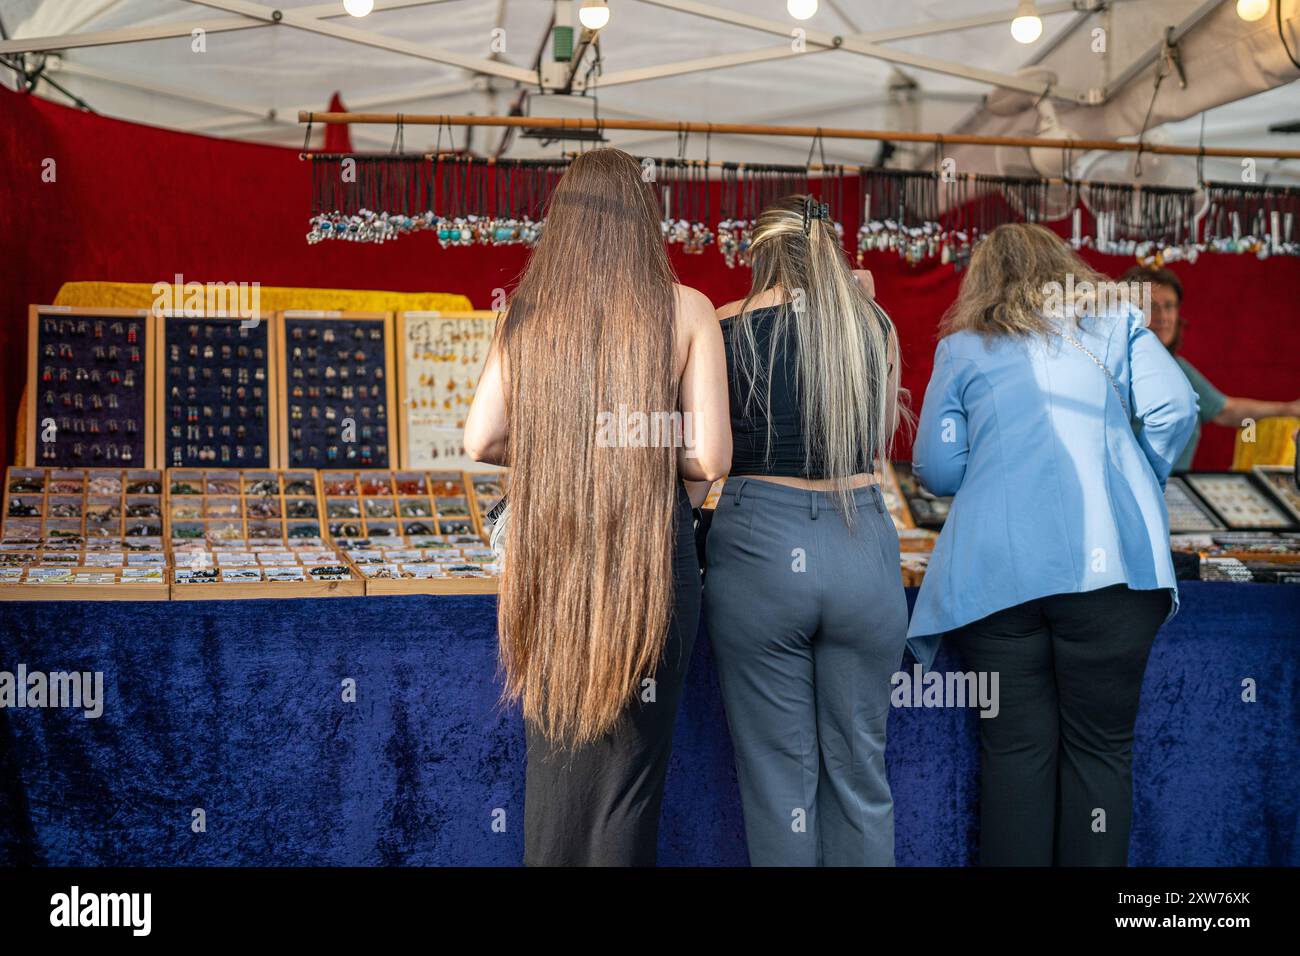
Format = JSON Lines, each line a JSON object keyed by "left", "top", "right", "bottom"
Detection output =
{"left": 2, "top": 0, "right": 1299, "bottom": 877}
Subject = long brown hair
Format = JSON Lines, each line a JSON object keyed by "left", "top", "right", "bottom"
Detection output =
{"left": 734, "top": 195, "right": 904, "bottom": 519}
{"left": 498, "top": 148, "right": 678, "bottom": 748}
{"left": 940, "top": 223, "right": 1108, "bottom": 338}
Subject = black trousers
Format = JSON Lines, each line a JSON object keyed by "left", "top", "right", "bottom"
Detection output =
{"left": 954, "top": 585, "right": 1171, "bottom": 867}
{"left": 522, "top": 485, "right": 700, "bottom": 866}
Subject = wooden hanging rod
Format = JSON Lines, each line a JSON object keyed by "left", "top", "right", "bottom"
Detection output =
{"left": 297, "top": 112, "right": 1300, "bottom": 162}
{"left": 307, "top": 150, "right": 1235, "bottom": 194}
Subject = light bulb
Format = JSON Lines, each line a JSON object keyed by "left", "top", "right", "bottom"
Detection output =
{"left": 1236, "top": 0, "right": 1270, "bottom": 22}
{"left": 343, "top": 0, "right": 374, "bottom": 17}
{"left": 787, "top": 0, "right": 818, "bottom": 21}
{"left": 578, "top": 0, "right": 611, "bottom": 30}
{"left": 1011, "top": 1, "right": 1042, "bottom": 43}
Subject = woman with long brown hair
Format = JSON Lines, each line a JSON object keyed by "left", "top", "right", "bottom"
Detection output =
{"left": 702, "top": 194, "right": 911, "bottom": 866}
{"left": 909, "top": 223, "right": 1197, "bottom": 865}
{"left": 463, "top": 148, "right": 731, "bottom": 866}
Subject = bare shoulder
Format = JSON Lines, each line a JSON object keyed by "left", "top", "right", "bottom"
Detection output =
{"left": 673, "top": 283, "right": 717, "bottom": 332}
{"left": 715, "top": 297, "right": 749, "bottom": 322}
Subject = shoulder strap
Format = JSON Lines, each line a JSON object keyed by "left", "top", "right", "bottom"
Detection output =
{"left": 1053, "top": 329, "right": 1130, "bottom": 418}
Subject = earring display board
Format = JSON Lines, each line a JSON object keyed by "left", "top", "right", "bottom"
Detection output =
{"left": 1182, "top": 472, "right": 1298, "bottom": 531}
{"left": 157, "top": 314, "right": 279, "bottom": 469}
{"left": 395, "top": 310, "right": 500, "bottom": 469}
{"left": 319, "top": 469, "right": 480, "bottom": 540}
{"left": 165, "top": 468, "right": 325, "bottom": 543}
{"left": 3, "top": 466, "right": 165, "bottom": 541}
{"left": 277, "top": 311, "right": 397, "bottom": 469}
{"left": 26, "top": 306, "right": 156, "bottom": 468}
{"left": 1164, "top": 477, "right": 1227, "bottom": 533}
{"left": 1252, "top": 465, "right": 1300, "bottom": 525}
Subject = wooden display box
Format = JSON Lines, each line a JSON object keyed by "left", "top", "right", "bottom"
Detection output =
{"left": 3, "top": 466, "right": 165, "bottom": 542}
{"left": 276, "top": 311, "right": 398, "bottom": 470}
{"left": 154, "top": 311, "right": 281, "bottom": 469}
{"left": 464, "top": 470, "right": 505, "bottom": 536}
{"left": 0, "top": 566, "right": 170, "bottom": 601}
{"left": 339, "top": 539, "right": 499, "bottom": 596}
{"left": 878, "top": 461, "right": 915, "bottom": 531}
{"left": 319, "top": 469, "right": 481, "bottom": 540}
{"left": 169, "top": 576, "right": 364, "bottom": 601}
{"left": 168, "top": 544, "right": 364, "bottom": 600}
{"left": 395, "top": 310, "right": 502, "bottom": 469}
{"left": 361, "top": 572, "right": 499, "bottom": 596}
{"left": 164, "top": 468, "right": 324, "bottom": 544}
{"left": 26, "top": 306, "right": 157, "bottom": 468}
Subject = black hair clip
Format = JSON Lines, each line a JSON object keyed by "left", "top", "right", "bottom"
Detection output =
{"left": 803, "top": 197, "right": 831, "bottom": 235}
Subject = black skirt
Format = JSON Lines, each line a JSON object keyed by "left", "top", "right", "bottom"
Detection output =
{"left": 522, "top": 483, "right": 700, "bottom": 866}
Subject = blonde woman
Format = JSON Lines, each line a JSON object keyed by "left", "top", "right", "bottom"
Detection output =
{"left": 464, "top": 148, "right": 731, "bottom": 866}
{"left": 909, "top": 223, "right": 1198, "bottom": 866}
{"left": 702, "top": 195, "right": 910, "bottom": 866}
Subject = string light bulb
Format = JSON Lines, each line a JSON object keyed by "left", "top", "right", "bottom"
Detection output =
{"left": 578, "top": 0, "right": 611, "bottom": 30}
{"left": 1236, "top": 0, "right": 1270, "bottom": 22}
{"left": 343, "top": 0, "right": 374, "bottom": 17}
{"left": 1011, "top": 0, "right": 1043, "bottom": 43}
{"left": 787, "top": 0, "right": 818, "bottom": 21}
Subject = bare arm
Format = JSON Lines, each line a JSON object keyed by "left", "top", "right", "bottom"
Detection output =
{"left": 677, "top": 286, "right": 732, "bottom": 482}
{"left": 1212, "top": 395, "right": 1300, "bottom": 428}
{"left": 463, "top": 336, "right": 509, "bottom": 466}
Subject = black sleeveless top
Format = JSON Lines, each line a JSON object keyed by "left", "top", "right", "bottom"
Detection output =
{"left": 721, "top": 305, "right": 875, "bottom": 479}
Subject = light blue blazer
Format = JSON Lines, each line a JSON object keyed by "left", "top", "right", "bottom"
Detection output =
{"left": 906, "top": 306, "right": 1199, "bottom": 669}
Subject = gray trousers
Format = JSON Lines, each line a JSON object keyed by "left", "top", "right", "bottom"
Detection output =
{"left": 703, "top": 478, "right": 909, "bottom": 866}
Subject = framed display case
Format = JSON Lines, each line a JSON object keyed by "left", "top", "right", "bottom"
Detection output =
{"left": 1252, "top": 465, "right": 1300, "bottom": 525}
{"left": 3, "top": 466, "right": 164, "bottom": 541}
{"left": 395, "top": 310, "right": 501, "bottom": 469}
{"left": 25, "top": 306, "right": 157, "bottom": 468}
{"left": 156, "top": 313, "right": 279, "bottom": 468}
{"left": 319, "top": 469, "right": 482, "bottom": 541}
{"left": 1182, "top": 472, "right": 1298, "bottom": 532}
{"left": 276, "top": 311, "right": 398, "bottom": 469}
{"left": 165, "top": 468, "right": 324, "bottom": 543}
{"left": 1164, "top": 476, "right": 1226, "bottom": 533}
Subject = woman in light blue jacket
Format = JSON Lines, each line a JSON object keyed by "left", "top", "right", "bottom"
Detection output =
{"left": 909, "top": 224, "right": 1198, "bottom": 867}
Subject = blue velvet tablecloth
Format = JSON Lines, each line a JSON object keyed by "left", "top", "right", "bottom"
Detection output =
{"left": 0, "top": 582, "right": 1296, "bottom": 866}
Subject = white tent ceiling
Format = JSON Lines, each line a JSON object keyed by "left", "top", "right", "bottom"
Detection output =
{"left": 2, "top": 0, "right": 1298, "bottom": 180}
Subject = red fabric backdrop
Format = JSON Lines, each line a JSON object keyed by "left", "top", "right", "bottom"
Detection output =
{"left": 2, "top": 86, "right": 1297, "bottom": 468}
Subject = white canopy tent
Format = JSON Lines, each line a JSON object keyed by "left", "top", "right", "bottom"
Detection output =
{"left": 2, "top": 0, "right": 1298, "bottom": 183}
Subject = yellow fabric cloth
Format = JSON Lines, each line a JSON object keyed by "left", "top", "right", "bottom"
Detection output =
{"left": 1231, "top": 418, "right": 1299, "bottom": 470}
{"left": 52, "top": 281, "right": 472, "bottom": 314}
{"left": 15, "top": 282, "right": 474, "bottom": 464}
